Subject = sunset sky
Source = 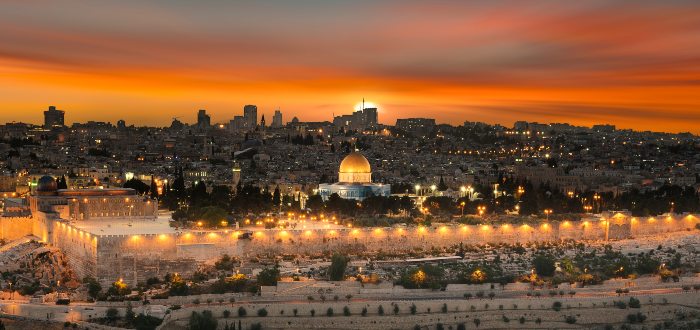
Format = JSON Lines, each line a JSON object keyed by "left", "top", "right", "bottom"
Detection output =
{"left": 1, "top": 1, "right": 699, "bottom": 132}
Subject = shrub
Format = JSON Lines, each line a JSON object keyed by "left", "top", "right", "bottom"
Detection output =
{"left": 464, "top": 293, "right": 472, "bottom": 299}
{"left": 627, "top": 312, "right": 647, "bottom": 323}
{"left": 343, "top": 306, "right": 351, "bottom": 316}
{"left": 457, "top": 323, "right": 466, "bottom": 330}
{"left": 441, "top": 303, "right": 448, "bottom": 313}
{"left": 519, "top": 316, "right": 525, "bottom": 324}
{"left": 222, "top": 310, "right": 231, "bottom": 318}
{"left": 488, "top": 292, "right": 496, "bottom": 299}
{"left": 436, "top": 323, "right": 444, "bottom": 330}
{"left": 250, "top": 323, "right": 262, "bottom": 330}
{"left": 565, "top": 315, "right": 577, "bottom": 324}
{"left": 629, "top": 297, "right": 641, "bottom": 308}
{"left": 238, "top": 306, "right": 247, "bottom": 317}
{"left": 393, "top": 304, "right": 399, "bottom": 315}
{"left": 257, "top": 308, "right": 268, "bottom": 317}
{"left": 502, "top": 315, "right": 510, "bottom": 323}
{"left": 615, "top": 301, "right": 628, "bottom": 309}
{"left": 361, "top": 307, "right": 367, "bottom": 316}
{"left": 476, "top": 291, "right": 484, "bottom": 298}
{"left": 473, "top": 318, "right": 481, "bottom": 327}
{"left": 229, "top": 297, "right": 236, "bottom": 303}
{"left": 378, "top": 305, "right": 385, "bottom": 315}
{"left": 105, "top": 308, "right": 119, "bottom": 321}
{"left": 410, "top": 304, "right": 417, "bottom": 315}
{"left": 189, "top": 310, "right": 216, "bottom": 330}
{"left": 535, "top": 317, "right": 541, "bottom": 324}
{"left": 326, "top": 307, "right": 334, "bottom": 317}
{"left": 552, "top": 301, "right": 562, "bottom": 311}
{"left": 293, "top": 308, "right": 298, "bottom": 317}
{"left": 310, "top": 309, "right": 315, "bottom": 317}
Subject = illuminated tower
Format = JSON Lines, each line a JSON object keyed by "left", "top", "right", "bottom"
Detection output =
{"left": 232, "top": 162, "right": 241, "bottom": 188}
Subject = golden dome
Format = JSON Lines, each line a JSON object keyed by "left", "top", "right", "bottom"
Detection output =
{"left": 339, "top": 151, "right": 371, "bottom": 173}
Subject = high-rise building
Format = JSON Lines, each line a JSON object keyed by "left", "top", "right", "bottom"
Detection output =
{"left": 229, "top": 116, "right": 246, "bottom": 131}
{"left": 272, "top": 109, "right": 283, "bottom": 127}
{"left": 332, "top": 101, "right": 379, "bottom": 131}
{"left": 243, "top": 105, "right": 257, "bottom": 129}
{"left": 197, "top": 109, "right": 211, "bottom": 130}
{"left": 43, "top": 106, "right": 65, "bottom": 128}
{"left": 260, "top": 115, "right": 266, "bottom": 128}
{"left": 363, "top": 108, "right": 378, "bottom": 128}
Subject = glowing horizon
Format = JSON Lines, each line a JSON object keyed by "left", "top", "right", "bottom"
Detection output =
{"left": 1, "top": 1, "right": 700, "bottom": 133}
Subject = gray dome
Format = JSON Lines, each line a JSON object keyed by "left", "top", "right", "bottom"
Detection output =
{"left": 37, "top": 175, "right": 57, "bottom": 192}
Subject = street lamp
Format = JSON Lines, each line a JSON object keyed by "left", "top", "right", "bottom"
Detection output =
{"left": 460, "top": 201, "right": 466, "bottom": 216}
{"left": 477, "top": 205, "right": 486, "bottom": 217}
{"left": 544, "top": 209, "right": 553, "bottom": 221}
{"left": 415, "top": 185, "right": 421, "bottom": 196}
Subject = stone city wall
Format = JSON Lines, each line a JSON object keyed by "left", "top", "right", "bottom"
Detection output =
{"left": 24, "top": 213, "right": 699, "bottom": 285}
{"left": 49, "top": 219, "right": 98, "bottom": 280}
{"left": 0, "top": 216, "right": 33, "bottom": 241}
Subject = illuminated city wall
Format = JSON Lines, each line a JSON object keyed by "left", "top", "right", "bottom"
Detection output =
{"left": 162, "top": 214, "right": 699, "bottom": 259}
{"left": 9, "top": 213, "right": 696, "bottom": 285}
{"left": 0, "top": 217, "right": 33, "bottom": 241}
{"left": 50, "top": 219, "right": 98, "bottom": 279}
{"left": 95, "top": 234, "right": 197, "bottom": 285}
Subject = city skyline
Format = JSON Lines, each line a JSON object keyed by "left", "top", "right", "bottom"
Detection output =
{"left": 2, "top": 1, "right": 700, "bottom": 132}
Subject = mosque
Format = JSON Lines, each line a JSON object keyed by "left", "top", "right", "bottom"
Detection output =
{"left": 318, "top": 151, "right": 391, "bottom": 201}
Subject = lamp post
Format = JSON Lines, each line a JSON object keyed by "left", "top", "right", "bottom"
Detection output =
{"left": 544, "top": 209, "right": 553, "bottom": 221}
{"left": 460, "top": 201, "right": 466, "bottom": 216}
{"left": 477, "top": 205, "right": 486, "bottom": 217}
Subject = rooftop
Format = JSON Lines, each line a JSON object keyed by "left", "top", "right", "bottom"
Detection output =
{"left": 69, "top": 214, "right": 176, "bottom": 236}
